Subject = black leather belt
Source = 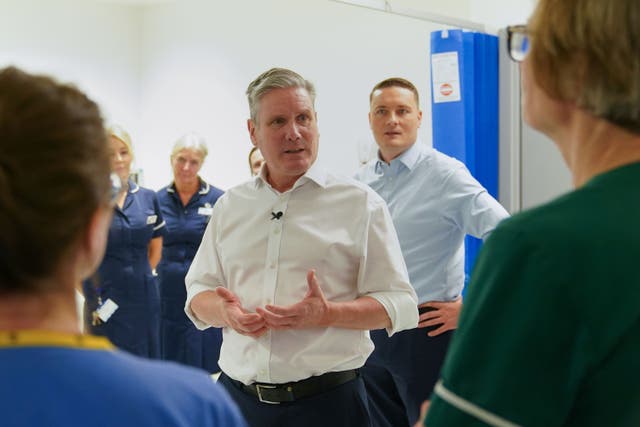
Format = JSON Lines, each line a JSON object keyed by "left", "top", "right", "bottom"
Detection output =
{"left": 224, "top": 369, "right": 359, "bottom": 404}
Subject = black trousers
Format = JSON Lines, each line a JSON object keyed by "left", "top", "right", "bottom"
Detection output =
{"left": 219, "top": 372, "right": 373, "bottom": 427}
{"left": 361, "top": 327, "right": 454, "bottom": 427}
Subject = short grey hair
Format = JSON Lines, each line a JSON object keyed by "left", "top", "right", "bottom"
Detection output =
{"left": 246, "top": 68, "right": 316, "bottom": 124}
{"left": 170, "top": 132, "right": 208, "bottom": 160}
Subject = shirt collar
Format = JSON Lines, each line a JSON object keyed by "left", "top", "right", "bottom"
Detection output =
{"left": 199, "top": 180, "right": 210, "bottom": 194}
{"left": 0, "top": 329, "right": 114, "bottom": 350}
{"left": 167, "top": 178, "right": 209, "bottom": 195}
{"left": 254, "top": 162, "right": 327, "bottom": 191}
{"left": 253, "top": 165, "right": 269, "bottom": 189}
{"left": 302, "top": 162, "right": 328, "bottom": 188}
{"left": 128, "top": 179, "right": 140, "bottom": 194}
{"left": 375, "top": 141, "right": 424, "bottom": 173}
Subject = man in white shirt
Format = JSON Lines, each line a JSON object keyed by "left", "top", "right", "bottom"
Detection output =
{"left": 354, "top": 78, "right": 509, "bottom": 426}
{"left": 185, "top": 68, "right": 418, "bottom": 427}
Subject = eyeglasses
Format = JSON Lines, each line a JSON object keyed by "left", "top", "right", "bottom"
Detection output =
{"left": 507, "top": 25, "right": 530, "bottom": 62}
{"left": 110, "top": 172, "right": 122, "bottom": 203}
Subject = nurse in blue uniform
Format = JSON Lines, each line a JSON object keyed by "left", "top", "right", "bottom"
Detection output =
{"left": 83, "top": 125, "right": 166, "bottom": 358}
{"left": 157, "top": 133, "right": 224, "bottom": 373}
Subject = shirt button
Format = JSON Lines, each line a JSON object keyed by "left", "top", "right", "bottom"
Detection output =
{"left": 273, "top": 228, "right": 280, "bottom": 235}
{"left": 269, "top": 263, "right": 276, "bottom": 269}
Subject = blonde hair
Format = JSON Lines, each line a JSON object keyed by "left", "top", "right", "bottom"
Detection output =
{"left": 528, "top": 0, "right": 640, "bottom": 133}
{"left": 107, "top": 124, "right": 135, "bottom": 160}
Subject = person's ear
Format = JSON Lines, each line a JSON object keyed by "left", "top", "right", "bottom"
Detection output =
{"left": 248, "top": 119, "right": 258, "bottom": 146}
{"left": 78, "top": 207, "right": 113, "bottom": 280}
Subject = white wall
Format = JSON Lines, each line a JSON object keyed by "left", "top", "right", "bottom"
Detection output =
{"left": 390, "top": 0, "right": 470, "bottom": 18}
{"left": 138, "top": 0, "right": 450, "bottom": 190}
{"left": 469, "top": 0, "right": 535, "bottom": 32}
{"left": 3, "top": 0, "right": 529, "bottom": 191}
{"left": 0, "top": 0, "right": 142, "bottom": 139}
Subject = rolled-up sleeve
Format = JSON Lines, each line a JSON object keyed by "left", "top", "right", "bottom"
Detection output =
{"left": 184, "top": 202, "right": 225, "bottom": 330}
{"left": 358, "top": 197, "right": 418, "bottom": 335}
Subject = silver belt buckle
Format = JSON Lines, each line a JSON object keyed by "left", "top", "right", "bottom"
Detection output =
{"left": 256, "top": 384, "right": 280, "bottom": 405}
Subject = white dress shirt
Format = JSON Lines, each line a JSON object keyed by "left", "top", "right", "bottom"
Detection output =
{"left": 185, "top": 164, "right": 418, "bottom": 385}
{"left": 355, "top": 142, "right": 510, "bottom": 303}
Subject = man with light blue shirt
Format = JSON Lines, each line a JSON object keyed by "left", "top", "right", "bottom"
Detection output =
{"left": 354, "top": 77, "right": 509, "bottom": 427}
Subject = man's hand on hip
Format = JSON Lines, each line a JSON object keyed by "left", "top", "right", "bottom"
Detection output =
{"left": 418, "top": 297, "right": 462, "bottom": 337}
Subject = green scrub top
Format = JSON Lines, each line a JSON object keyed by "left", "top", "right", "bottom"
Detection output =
{"left": 426, "top": 162, "right": 640, "bottom": 427}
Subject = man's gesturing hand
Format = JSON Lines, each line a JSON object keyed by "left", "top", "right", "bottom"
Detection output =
{"left": 215, "top": 286, "right": 268, "bottom": 338}
{"left": 256, "top": 270, "right": 331, "bottom": 330}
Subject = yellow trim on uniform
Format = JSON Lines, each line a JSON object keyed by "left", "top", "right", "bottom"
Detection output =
{"left": 0, "top": 330, "right": 114, "bottom": 350}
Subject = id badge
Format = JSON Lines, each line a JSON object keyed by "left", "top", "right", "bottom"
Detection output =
{"left": 96, "top": 298, "right": 119, "bottom": 322}
{"left": 197, "top": 207, "right": 213, "bottom": 216}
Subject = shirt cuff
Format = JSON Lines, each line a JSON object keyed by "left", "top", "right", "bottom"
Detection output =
{"left": 368, "top": 291, "right": 419, "bottom": 336}
{"left": 184, "top": 282, "right": 214, "bottom": 330}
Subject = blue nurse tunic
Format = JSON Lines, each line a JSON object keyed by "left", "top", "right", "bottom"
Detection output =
{"left": 83, "top": 180, "right": 166, "bottom": 358}
{"left": 156, "top": 179, "right": 224, "bottom": 373}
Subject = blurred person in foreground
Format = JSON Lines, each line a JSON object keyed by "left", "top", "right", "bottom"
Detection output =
{"left": 0, "top": 66, "right": 246, "bottom": 426}
{"left": 185, "top": 67, "right": 419, "bottom": 427}
{"left": 157, "top": 133, "right": 224, "bottom": 373}
{"left": 422, "top": 0, "right": 640, "bottom": 425}
{"left": 83, "top": 124, "right": 166, "bottom": 358}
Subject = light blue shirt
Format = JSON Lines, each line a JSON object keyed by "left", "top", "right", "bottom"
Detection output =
{"left": 355, "top": 142, "right": 509, "bottom": 303}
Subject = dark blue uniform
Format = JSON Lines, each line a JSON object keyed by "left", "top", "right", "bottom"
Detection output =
{"left": 83, "top": 180, "right": 166, "bottom": 358}
{"left": 157, "top": 180, "right": 224, "bottom": 373}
